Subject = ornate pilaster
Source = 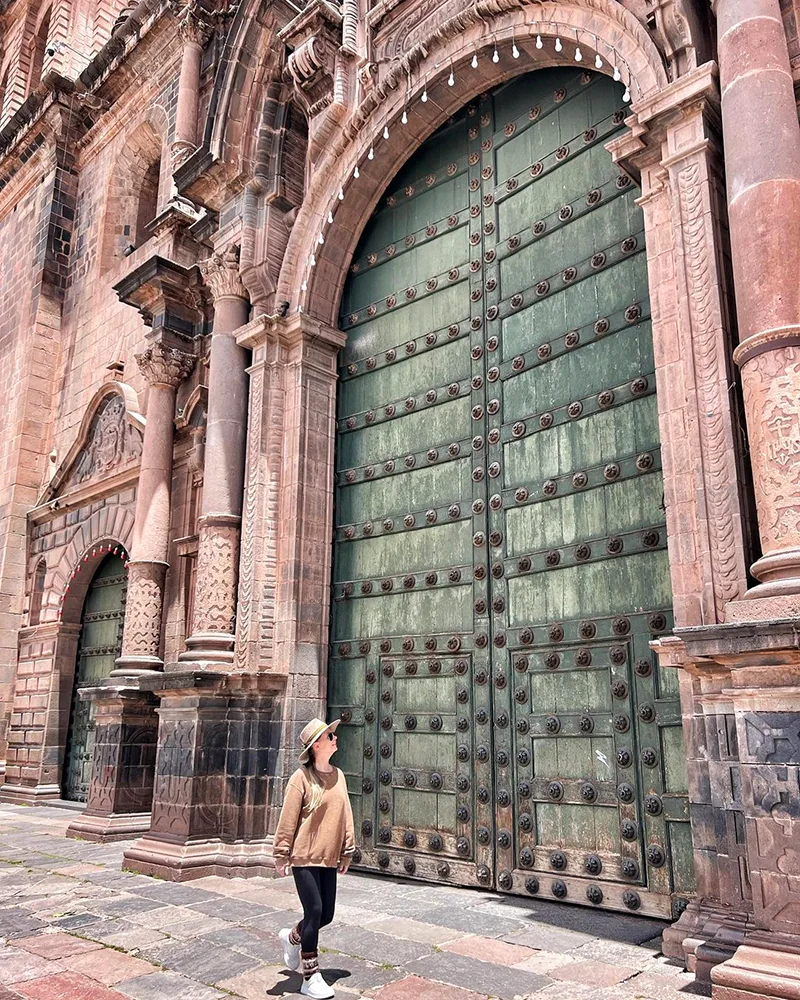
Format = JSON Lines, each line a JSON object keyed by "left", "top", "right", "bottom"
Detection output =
{"left": 180, "top": 245, "right": 250, "bottom": 666}
{"left": 609, "top": 64, "right": 755, "bottom": 978}
{"left": 234, "top": 313, "right": 344, "bottom": 789}
{"left": 608, "top": 63, "right": 748, "bottom": 628}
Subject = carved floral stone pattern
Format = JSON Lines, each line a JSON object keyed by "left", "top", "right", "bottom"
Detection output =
{"left": 676, "top": 160, "right": 743, "bottom": 615}
{"left": 200, "top": 243, "right": 247, "bottom": 301}
{"left": 71, "top": 395, "right": 142, "bottom": 485}
{"left": 135, "top": 344, "right": 196, "bottom": 388}
{"left": 741, "top": 346, "right": 800, "bottom": 551}
{"left": 193, "top": 520, "right": 240, "bottom": 633}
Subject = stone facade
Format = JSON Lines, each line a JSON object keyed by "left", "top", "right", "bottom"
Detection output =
{"left": 0, "top": 0, "right": 799, "bottom": 996}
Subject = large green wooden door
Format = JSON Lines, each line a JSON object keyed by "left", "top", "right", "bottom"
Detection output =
{"left": 63, "top": 554, "right": 127, "bottom": 802}
{"left": 331, "top": 68, "right": 693, "bottom": 919}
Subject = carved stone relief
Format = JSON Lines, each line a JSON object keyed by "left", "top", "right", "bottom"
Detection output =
{"left": 70, "top": 395, "right": 143, "bottom": 487}
{"left": 741, "top": 347, "right": 800, "bottom": 553}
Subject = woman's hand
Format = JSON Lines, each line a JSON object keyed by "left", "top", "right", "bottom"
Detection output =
{"left": 338, "top": 860, "right": 351, "bottom": 875}
{"left": 274, "top": 861, "right": 290, "bottom": 878}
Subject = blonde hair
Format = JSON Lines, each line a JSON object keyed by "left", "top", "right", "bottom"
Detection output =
{"left": 301, "top": 755, "right": 327, "bottom": 814}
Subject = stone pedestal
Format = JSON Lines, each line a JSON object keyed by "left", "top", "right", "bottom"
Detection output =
{"left": 659, "top": 624, "right": 800, "bottom": 995}
{"left": 65, "top": 684, "right": 158, "bottom": 842}
{"left": 121, "top": 671, "right": 283, "bottom": 880}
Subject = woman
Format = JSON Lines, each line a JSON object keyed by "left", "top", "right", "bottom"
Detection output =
{"left": 274, "top": 717, "right": 355, "bottom": 1000}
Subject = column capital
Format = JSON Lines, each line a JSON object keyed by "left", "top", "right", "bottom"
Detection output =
{"left": 200, "top": 243, "right": 248, "bottom": 302}
{"left": 135, "top": 342, "right": 196, "bottom": 388}
{"left": 172, "top": 1, "right": 215, "bottom": 46}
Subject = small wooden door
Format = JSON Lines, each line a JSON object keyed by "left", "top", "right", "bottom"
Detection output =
{"left": 62, "top": 554, "right": 127, "bottom": 802}
{"left": 330, "top": 67, "right": 693, "bottom": 919}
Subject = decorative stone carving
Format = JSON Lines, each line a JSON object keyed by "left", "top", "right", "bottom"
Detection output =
{"left": 118, "top": 562, "right": 168, "bottom": 662}
{"left": 192, "top": 517, "right": 240, "bottom": 633}
{"left": 674, "top": 156, "right": 745, "bottom": 615}
{"left": 135, "top": 343, "right": 196, "bottom": 388}
{"left": 70, "top": 395, "right": 142, "bottom": 486}
{"left": 200, "top": 244, "right": 247, "bottom": 301}
{"left": 740, "top": 346, "right": 800, "bottom": 554}
{"left": 280, "top": 2, "right": 345, "bottom": 161}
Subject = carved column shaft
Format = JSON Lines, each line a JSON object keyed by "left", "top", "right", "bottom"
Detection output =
{"left": 172, "top": 8, "right": 211, "bottom": 168}
{"left": 181, "top": 246, "right": 250, "bottom": 663}
{"left": 718, "top": 0, "right": 800, "bottom": 610}
{"left": 116, "top": 343, "right": 194, "bottom": 674}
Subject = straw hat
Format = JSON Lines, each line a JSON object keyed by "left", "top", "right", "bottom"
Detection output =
{"left": 298, "top": 717, "right": 340, "bottom": 764}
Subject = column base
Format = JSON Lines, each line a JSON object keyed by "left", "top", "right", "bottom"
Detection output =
{"left": 122, "top": 834, "right": 276, "bottom": 881}
{"left": 0, "top": 782, "right": 62, "bottom": 804}
{"left": 712, "top": 938, "right": 800, "bottom": 1000}
{"left": 662, "top": 899, "right": 753, "bottom": 980}
{"left": 65, "top": 811, "right": 152, "bottom": 843}
{"left": 112, "top": 657, "right": 164, "bottom": 676}
{"left": 176, "top": 630, "right": 235, "bottom": 666}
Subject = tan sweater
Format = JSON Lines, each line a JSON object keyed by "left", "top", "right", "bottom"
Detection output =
{"left": 273, "top": 766, "right": 356, "bottom": 868}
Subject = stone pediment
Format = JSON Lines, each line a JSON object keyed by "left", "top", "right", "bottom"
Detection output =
{"left": 40, "top": 383, "right": 145, "bottom": 503}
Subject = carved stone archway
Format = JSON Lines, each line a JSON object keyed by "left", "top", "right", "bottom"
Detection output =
{"left": 278, "top": 0, "right": 669, "bottom": 323}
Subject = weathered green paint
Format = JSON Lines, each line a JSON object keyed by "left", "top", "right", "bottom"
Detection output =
{"left": 331, "top": 68, "right": 692, "bottom": 918}
{"left": 62, "top": 554, "right": 127, "bottom": 802}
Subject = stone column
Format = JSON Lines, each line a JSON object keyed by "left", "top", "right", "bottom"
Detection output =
{"left": 717, "top": 0, "right": 800, "bottom": 617}
{"left": 114, "top": 342, "right": 195, "bottom": 675}
{"left": 179, "top": 245, "right": 250, "bottom": 665}
{"left": 171, "top": 4, "right": 212, "bottom": 169}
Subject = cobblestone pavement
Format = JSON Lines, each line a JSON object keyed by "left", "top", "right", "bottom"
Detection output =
{"left": 0, "top": 805, "right": 708, "bottom": 1000}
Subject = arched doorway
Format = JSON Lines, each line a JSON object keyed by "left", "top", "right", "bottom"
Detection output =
{"left": 62, "top": 553, "right": 127, "bottom": 802}
{"left": 329, "top": 67, "right": 693, "bottom": 918}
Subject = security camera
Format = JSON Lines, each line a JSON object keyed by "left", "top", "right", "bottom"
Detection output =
{"left": 45, "top": 43, "right": 58, "bottom": 57}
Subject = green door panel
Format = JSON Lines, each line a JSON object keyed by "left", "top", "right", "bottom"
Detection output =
{"left": 62, "top": 553, "right": 127, "bottom": 802}
{"left": 330, "top": 67, "right": 691, "bottom": 919}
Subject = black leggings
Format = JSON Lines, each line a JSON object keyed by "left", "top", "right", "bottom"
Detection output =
{"left": 292, "top": 865, "right": 337, "bottom": 953}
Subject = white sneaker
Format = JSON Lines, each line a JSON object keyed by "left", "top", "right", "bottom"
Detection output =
{"left": 278, "top": 927, "right": 301, "bottom": 972}
{"left": 300, "top": 971, "right": 335, "bottom": 999}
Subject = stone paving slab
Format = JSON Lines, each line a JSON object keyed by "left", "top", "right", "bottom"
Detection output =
{"left": 12, "top": 971, "right": 128, "bottom": 1000}
{"left": 441, "top": 933, "right": 537, "bottom": 966}
{"left": 367, "top": 915, "right": 462, "bottom": 945}
{"left": 321, "top": 923, "right": 434, "bottom": 966}
{"left": 137, "top": 936, "right": 262, "bottom": 984}
{"left": 0, "top": 947, "right": 65, "bottom": 985}
{"left": 14, "top": 932, "right": 102, "bottom": 960}
{"left": 60, "top": 948, "right": 158, "bottom": 986}
{"left": 115, "top": 970, "right": 230, "bottom": 1000}
{"left": 0, "top": 804, "right": 709, "bottom": 1000}
{"left": 367, "top": 975, "right": 491, "bottom": 1000}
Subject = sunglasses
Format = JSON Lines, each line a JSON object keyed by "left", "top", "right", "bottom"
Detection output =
{"left": 327, "top": 732, "right": 337, "bottom": 741}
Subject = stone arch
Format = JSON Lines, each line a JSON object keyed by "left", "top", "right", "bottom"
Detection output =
{"left": 99, "top": 111, "right": 169, "bottom": 271}
{"left": 55, "top": 526, "right": 134, "bottom": 627}
{"left": 278, "top": 0, "right": 669, "bottom": 325}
